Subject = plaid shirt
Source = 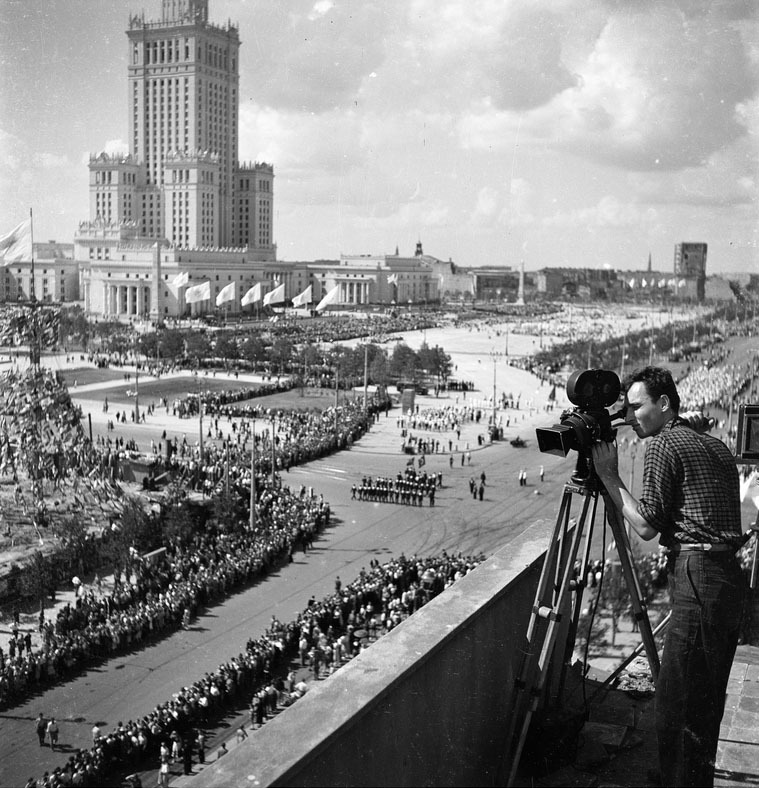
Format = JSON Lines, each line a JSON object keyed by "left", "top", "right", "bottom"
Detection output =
{"left": 637, "top": 418, "right": 742, "bottom": 547}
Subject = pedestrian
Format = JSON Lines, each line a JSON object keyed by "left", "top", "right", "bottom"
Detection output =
{"left": 182, "top": 738, "right": 194, "bottom": 775}
{"left": 92, "top": 723, "right": 101, "bottom": 745}
{"left": 478, "top": 482, "right": 484, "bottom": 501}
{"left": 196, "top": 730, "right": 206, "bottom": 764}
{"left": 158, "top": 758, "right": 170, "bottom": 788}
{"left": 236, "top": 725, "right": 248, "bottom": 744}
{"left": 592, "top": 366, "right": 746, "bottom": 788}
{"left": 46, "top": 717, "right": 59, "bottom": 751}
{"left": 539, "top": 465, "right": 544, "bottom": 482}
{"left": 35, "top": 712, "right": 46, "bottom": 747}
{"left": 217, "top": 742, "right": 228, "bottom": 760}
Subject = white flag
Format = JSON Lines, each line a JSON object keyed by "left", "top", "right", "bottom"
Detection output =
{"left": 173, "top": 271, "right": 189, "bottom": 287}
{"left": 0, "top": 218, "right": 32, "bottom": 265}
{"left": 388, "top": 273, "right": 399, "bottom": 286}
{"left": 242, "top": 283, "right": 262, "bottom": 306}
{"left": 215, "top": 281, "right": 236, "bottom": 306}
{"left": 658, "top": 279, "right": 665, "bottom": 288}
{"left": 628, "top": 278, "right": 635, "bottom": 288}
{"left": 641, "top": 278, "right": 647, "bottom": 288}
{"left": 668, "top": 278, "right": 676, "bottom": 287}
{"left": 185, "top": 281, "right": 211, "bottom": 303}
{"left": 291, "top": 285, "right": 312, "bottom": 307}
{"left": 263, "top": 282, "right": 285, "bottom": 306}
{"left": 678, "top": 279, "right": 686, "bottom": 287}
{"left": 241, "top": 282, "right": 262, "bottom": 306}
{"left": 315, "top": 284, "right": 340, "bottom": 312}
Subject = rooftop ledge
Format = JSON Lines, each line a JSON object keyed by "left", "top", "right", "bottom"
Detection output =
{"left": 174, "top": 518, "right": 759, "bottom": 788}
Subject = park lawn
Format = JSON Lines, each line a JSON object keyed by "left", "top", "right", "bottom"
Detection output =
{"left": 61, "top": 367, "right": 357, "bottom": 412}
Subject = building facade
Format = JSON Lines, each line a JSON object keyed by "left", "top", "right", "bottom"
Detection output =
{"left": 74, "top": 0, "right": 277, "bottom": 320}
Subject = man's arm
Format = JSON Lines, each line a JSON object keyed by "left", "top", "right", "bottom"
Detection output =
{"left": 590, "top": 441, "right": 658, "bottom": 540}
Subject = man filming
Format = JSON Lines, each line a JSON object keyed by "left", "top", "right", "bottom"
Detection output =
{"left": 591, "top": 365, "right": 746, "bottom": 788}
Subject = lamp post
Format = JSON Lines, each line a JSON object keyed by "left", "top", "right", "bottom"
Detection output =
{"left": 249, "top": 418, "right": 256, "bottom": 531}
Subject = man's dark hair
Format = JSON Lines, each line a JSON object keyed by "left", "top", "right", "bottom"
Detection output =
{"left": 622, "top": 366, "right": 681, "bottom": 413}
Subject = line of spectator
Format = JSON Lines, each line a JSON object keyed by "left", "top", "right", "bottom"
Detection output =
{"left": 0, "top": 479, "right": 329, "bottom": 710}
{"left": 28, "top": 551, "right": 483, "bottom": 788}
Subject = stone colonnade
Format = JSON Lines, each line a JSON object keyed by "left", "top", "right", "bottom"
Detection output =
{"left": 339, "top": 280, "right": 371, "bottom": 304}
{"left": 103, "top": 283, "right": 152, "bottom": 317}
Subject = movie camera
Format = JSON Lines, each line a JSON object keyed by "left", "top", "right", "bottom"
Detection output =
{"left": 535, "top": 368, "right": 624, "bottom": 459}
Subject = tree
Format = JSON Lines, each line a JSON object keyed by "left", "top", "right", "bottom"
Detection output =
{"left": 240, "top": 335, "right": 268, "bottom": 370}
{"left": 19, "top": 551, "right": 54, "bottom": 612}
{"left": 418, "top": 343, "right": 452, "bottom": 385}
{"left": 137, "top": 332, "right": 158, "bottom": 359}
{"left": 270, "top": 337, "right": 294, "bottom": 375}
{"left": 215, "top": 331, "right": 239, "bottom": 363}
{"left": 158, "top": 328, "right": 185, "bottom": 360}
{"left": 389, "top": 343, "right": 421, "bottom": 383}
{"left": 184, "top": 332, "right": 211, "bottom": 365}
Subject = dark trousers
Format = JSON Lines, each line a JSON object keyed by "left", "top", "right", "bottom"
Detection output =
{"left": 656, "top": 552, "right": 745, "bottom": 787}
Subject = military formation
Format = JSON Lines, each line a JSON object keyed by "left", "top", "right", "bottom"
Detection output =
{"left": 352, "top": 468, "right": 441, "bottom": 506}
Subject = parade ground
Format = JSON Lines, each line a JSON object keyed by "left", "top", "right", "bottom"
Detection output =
{"left": 0, "top": 311, "right": 756, "bottom": 785}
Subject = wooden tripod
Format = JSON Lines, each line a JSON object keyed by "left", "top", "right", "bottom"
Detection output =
{"left": 503, "top": 462, "right": 661, "bottom": 787}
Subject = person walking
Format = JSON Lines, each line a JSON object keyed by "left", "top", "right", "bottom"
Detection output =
{"left": 592, "top": 366, "right": 746, "bottom": 788}
{"left": 35, "top": 713, "right": 46, "bottom": 747}
{"left": 46, "top": 717, "right": 59, "bottom": 751}
{"left": 196, "top": 730, "right": 206, "bottom": 764}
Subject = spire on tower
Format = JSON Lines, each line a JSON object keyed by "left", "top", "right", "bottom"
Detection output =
{"left": 415, "top": 240, "right": 423, "bottom": 257}
{"left": 647, "top": 252, "right": 652, "bottom": 272}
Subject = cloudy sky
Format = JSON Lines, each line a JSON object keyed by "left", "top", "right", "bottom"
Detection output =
{"left": 1, "top": 0, "right": 757, "bottom": 275}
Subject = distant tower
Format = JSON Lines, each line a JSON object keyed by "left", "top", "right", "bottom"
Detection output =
{"left": 647, "top": 252, "right": 652, "bottom": 272}
{"left": 415, "top": 240, "right": 423, "bottom": 257}
{"left": 84, "top": 0, "right": 274, "bottom": 251}
{"left": 516, "top": 259, "right": 525, "bottom": 305}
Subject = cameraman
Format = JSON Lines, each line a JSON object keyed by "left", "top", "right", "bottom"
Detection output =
{"left": 591, "top": 365, "right": 745, "bottom": 788}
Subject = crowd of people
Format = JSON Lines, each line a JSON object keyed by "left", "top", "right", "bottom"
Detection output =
{"left": 0, "top": 480, "right": 330, "bottom": 710}
{"left": 26, "top": 551, "right": 483, "bottom": 788}
{"left": 676, "top": 355, "right": 758, "bottom": 412}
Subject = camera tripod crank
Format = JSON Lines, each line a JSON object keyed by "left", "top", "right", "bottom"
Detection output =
{"left": 503, "top": 463, "right": 660, "bottom": 788}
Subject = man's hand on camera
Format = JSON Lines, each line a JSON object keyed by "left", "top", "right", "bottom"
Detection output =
{"left": 680, "top": 411, "right": 715, "bottom": 433}
{"left": 591, "top": 441, "right": 619, "bottom": 482}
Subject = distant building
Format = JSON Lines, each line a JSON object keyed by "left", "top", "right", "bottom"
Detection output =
{"left": 1, "top": 242, "right": 78, "bottom": 304}
{"left": 76, "top": 0, "right": 276, "bottom": 320}
{"left": 674, "top": 243, "right": 707, "bottom": 301}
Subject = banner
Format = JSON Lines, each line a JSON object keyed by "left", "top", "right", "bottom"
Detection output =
{"left": 291, "top": 285, "right": 312, "bottom": 307}
{"left": 173, "top": 271, "right": 189, "bottom": 288}
{"left": 185, "top": 281, "right": 211, "bottom": 303}
{"left": 241, "top": 282, "right": 262, "bottom": 306}
{"left": 628, "top": 278, "right": 635, "bottom": 288}
{"left": 0, "top": 218, "right": 32, "bottom": 265}
{"left": 315, "top": 284, "right": 340, "bottom": 312}
{"left": 388, "top": 273, "right": 399, "bottom": 286}
{"left": 263, "top": 282, "right": 285, "bottom": 306}
{"left": 215, "top": 281, "right": 236, "bottom": 306}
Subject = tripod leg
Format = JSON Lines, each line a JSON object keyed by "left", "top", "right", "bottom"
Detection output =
{"left": 602, "top": 495, "right": 661, "bottom": 680}
{"left": 504, "top": 486, "right": 595, "bottom": 788}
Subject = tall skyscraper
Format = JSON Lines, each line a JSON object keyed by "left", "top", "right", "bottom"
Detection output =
{"left": 84, "top": 0, "right": 273, "bottom": 252}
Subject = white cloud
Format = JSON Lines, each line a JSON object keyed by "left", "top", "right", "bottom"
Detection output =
{"left": 544, "top": 196, "right": 657, "bottom": 229}
{"left": 308, "top": 1, "right": 334, "bottom": 21}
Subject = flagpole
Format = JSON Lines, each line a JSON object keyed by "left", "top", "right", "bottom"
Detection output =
{"left": 29, "top": 208, "right": 36, "bottom": 303}
{"left": 249, "top": 419, "right": 256, "bottom": 531}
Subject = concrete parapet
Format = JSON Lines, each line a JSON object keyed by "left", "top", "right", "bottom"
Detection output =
{"left": 186, "top": 520, "right": 551, "bottom": 787}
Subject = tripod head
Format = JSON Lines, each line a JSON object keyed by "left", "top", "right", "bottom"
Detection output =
{"left": 569, "top": 449, "right": 605, "bottom": 492}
